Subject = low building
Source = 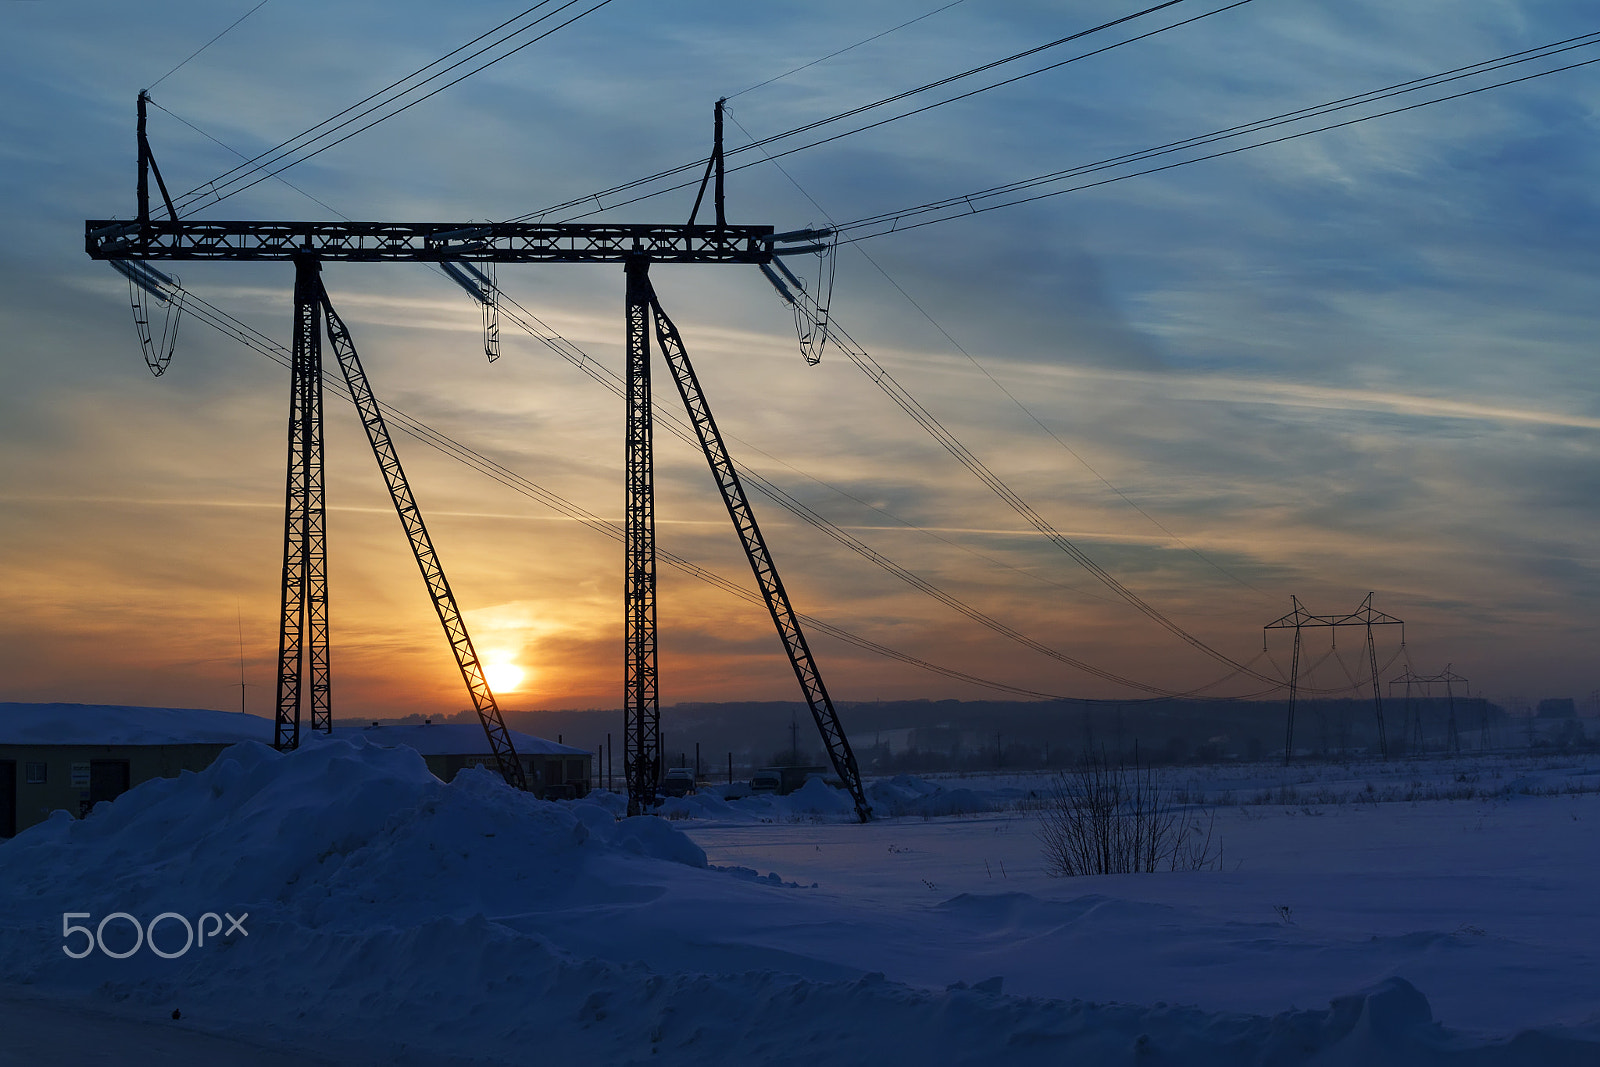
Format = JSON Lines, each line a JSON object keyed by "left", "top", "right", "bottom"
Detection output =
{"left": 0, "top": 703, "right": 272, "bottom": 837}
{"left": 335, "top": 722, "right": 591, "bottom": 799}
{"left": 0, "top": 703, "right": 591, "bottom": 838}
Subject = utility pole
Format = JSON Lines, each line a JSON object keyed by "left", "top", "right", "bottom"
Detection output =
{"left": 235, "top": 603, "right": 250, "bottom": 716}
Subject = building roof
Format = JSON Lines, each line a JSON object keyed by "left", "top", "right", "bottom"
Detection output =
{"left": 0, "top": 703, "right": 588, "bottom": 757}
{"left": 332, "top": 723, "right": 590, "bottom": 757}
{"left": 0, "top": 703, "right": 274, "bottom": 746}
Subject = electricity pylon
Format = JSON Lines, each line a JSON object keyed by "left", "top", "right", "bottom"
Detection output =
{"left": 86, "top": 96, "right": 872, "bottom": 818}
{"left": 1264, "top": 593, "right": 1403, "bottom": 763}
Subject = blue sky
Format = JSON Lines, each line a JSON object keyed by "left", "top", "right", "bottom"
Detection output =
{"left": 1, "top": 0, "right": 1596, "bottom": 716}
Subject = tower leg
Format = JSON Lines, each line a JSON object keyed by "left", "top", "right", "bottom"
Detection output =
{"left": 1284, "top": 626, "right": 1301, "bottom": 764}
{"left": 644, "top": 278, "right": 872, "bottom": 822}
{"left": 1407, "top": 681, "right": 1422, "bottom": 754}
{"left": 1367, "top": 622, "right": 1387, "bottom": 759}
{"left": 1446, "top": 679, "right": 1460, "bottom": 755}
{"left": 623, "top": 259, "right": 660, "bottom": 815}
{"left": 275, "top": 254, "right": 328, "bottom": 749}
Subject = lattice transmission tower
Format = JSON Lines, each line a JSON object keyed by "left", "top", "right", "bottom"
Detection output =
{"left": 87, "top": 95, "right": 872, "bottom": 819}
{"left": 1264, "top": 593, "right": 1404, "bottom": 763}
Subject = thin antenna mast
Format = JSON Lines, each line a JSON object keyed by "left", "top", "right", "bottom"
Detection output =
{"left": 236, "top": 602, "right": 248, "bottom": 715}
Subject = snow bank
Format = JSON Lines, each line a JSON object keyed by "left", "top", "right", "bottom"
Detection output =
{"left": 0, "top": 737, "right": 701, "bottom": 934}
{"left": 868, "top": 774, "right": 993, "bottom": 817}
{"left": 657, "top": 774, "right": 992, "bottom": 823}
{"left": 3, "top": 739, "right": 1595, "bottom": 1064}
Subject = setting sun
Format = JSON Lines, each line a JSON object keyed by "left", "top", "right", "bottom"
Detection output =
{"left": 482, "top": 662, "right": 526, "bottom": 693}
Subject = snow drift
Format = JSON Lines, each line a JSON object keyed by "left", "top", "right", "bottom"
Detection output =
{"left": 2, "top": 738, "right": 1595, "bottom": 1065}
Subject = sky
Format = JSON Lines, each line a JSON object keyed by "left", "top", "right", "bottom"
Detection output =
{"left": 0, "top": 0, "right": 1596, "bottom": 719}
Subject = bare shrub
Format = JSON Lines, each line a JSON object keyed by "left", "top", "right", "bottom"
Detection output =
{"left": 1037, "top": 747, "right": 1221, "bottom": 877}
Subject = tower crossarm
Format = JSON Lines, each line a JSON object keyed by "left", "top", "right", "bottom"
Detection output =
{"left": 86, "top": 220, "right": 775, "bottom": 264}
{"left": 1264, "top": 593, "right": 1404, "bottom": 635}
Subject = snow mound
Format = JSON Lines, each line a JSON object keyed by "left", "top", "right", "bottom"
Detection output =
{"left": 868, "top": 774, "right": 992, "bottom": 817}
{"left": 646, "top": 774, "right": 997, "bottom": 823}
{"left": 657, "top": 790, "right": 746, "bottom": 821}
{"left": 651, "top": 778, "right": 860, "bottom": 823}
{"left": 0, "top": 737, "right": 703, "bottom": 931}
{"left": 785, "top": 776, "right": 856, "bottom": 814}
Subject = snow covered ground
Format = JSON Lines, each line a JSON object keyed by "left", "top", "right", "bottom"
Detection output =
{"left": 2, "top": 738, "right": 1597, "bottom": 1064}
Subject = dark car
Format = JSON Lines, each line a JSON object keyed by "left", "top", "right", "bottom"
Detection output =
{"left": 661, "top": 767, "right": 697, "bottom": 797}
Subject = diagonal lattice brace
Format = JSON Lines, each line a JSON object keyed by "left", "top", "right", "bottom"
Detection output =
{"left": 316, "top": 273, "right": 526, "bottom": 791}
{"left": 644, "top": 275, "right": 872, "bottom": 823}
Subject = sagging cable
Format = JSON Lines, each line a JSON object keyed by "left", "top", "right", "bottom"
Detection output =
{"left": 109, "top": 258, "right": 183, "bottom": 376}
{"left": 761, "top": 229, "right": 838, "bottom": 365}
{"left": 440, "top": 259, "right": 501, "bottom": 362}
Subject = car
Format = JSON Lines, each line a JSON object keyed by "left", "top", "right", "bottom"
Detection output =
{"left": 660, "top": 767, "right": 697, "bottom": 797}
{"left": 748, "top": 770, "right": 781, "bottom": 794}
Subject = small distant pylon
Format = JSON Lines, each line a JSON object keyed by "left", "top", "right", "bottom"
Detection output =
{"left": 1265, "top": 593, "right": 1403, "bottom": 763}
{"left": 1387, "top": 665, "right": 1426, "bottom": 755}
{"left": 1442, "top": 664, "right": 1465, "bottom": 755}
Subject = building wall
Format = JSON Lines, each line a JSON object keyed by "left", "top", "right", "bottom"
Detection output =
{"left": 433, "top": 753, "right": 591, "bottom": 799}
{"left": 0, "top": 742, "right": 234, "bottom": 836}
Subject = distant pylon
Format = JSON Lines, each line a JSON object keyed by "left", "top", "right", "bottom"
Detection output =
{"left": 1265, "top": 593, "right": 1403, "bottom": 763}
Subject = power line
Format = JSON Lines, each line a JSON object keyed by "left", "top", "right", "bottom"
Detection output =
{"left": 477, "top": 281, "right": 1128, "bottom": 618}
{"left": 137, "top": 270, "right": 1417, "bottom": 703}
{"left": 148, "top": 99, "right": 349, "bottom": 220}
{"left": 858, "top": 257, "right": 1275, "bottom": 598}
{"left": 727, "top": 0, "right": 971, "bottom": 100}
{"left": 738, "top": 47, "right": 1595, "bottom": 686}
{"left": 147, "top": 0, "right": 272, "bottom": 91}
{"left": 709, "top": 109, "right": 1279, "bottom": 676}
{"left": 509, "top": 0, "right": 1242, "bottom": 222}
{"left": 162, "top": 284, "right": 1215, "bottom": 702}
{"left": 170, "top": 0, "right": 614, "bottom": 215}
{"left": 119, "top": 103, "right": 1210, "bottom": 695}
{"left": 828, "top": 35, "right": 1600, "bottom": 241}
{"left": 168, "top": 0, "right": 563, "bottom": 210}
{"left": 720, "top": 105, "right": 1273, "bottom": 601}
{"left": 153, "top": 274, "right": 1309, "bottom": 702}
{"left": 821, "top": 312, "right": 1282, "bottom": 684}
{"left": 487, "top": 281, "right": 1314, "bottom": 699}
{"left": 119, "top": 1, "right": 1464, "bottom": 698}
{"left": 483, "top": 289, "right": 1245, "bottom": 696}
